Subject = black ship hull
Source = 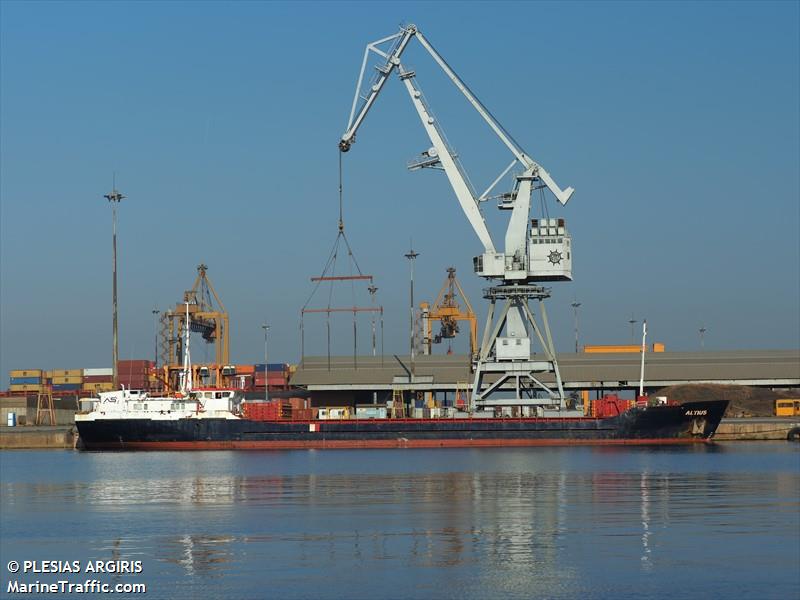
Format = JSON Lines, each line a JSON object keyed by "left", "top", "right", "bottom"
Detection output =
{"left": 76, "top": 400, "right": 728, "bottom": 450}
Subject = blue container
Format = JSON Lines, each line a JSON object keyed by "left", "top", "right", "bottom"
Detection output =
{"left": 255, "top": 363, "right": 288, "bottom": 373}
{"left": 10, "top": 377, "right": 40, "bottom": 385}
{"left": 52, "top": 383, "right": 80, "bottom": 391}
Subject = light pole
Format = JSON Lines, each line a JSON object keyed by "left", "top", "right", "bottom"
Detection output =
{"left": 571, "top": 301, "right": 582, "bottom": 353}
{"left": 404, "top": 245, "right": 419, "bottom": 379}
{"left": 699, "top": 326, "right": 707, "bottom": 350}
{"left": 152, "top": 308, "right": 160, "bottom": 367}
{"left": 368, "top": 284, "right": 378, "bottom": 357}
{"left": 104, "top": 184, "right": 126, "bottom": 389}
{"left": 628, "top": 314, "right": 638, "bottom": 345}
{"left": 262, "top": 323, "right": 270, "bottom": 403}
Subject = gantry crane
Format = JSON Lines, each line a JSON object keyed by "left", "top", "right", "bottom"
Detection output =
{"left": 340, "top": 24, "right": 575, "bottom": 410}
{"left": 160, "top": 264, "right": 229, "bottom": 390}
{"left": 420, "top": 268, "right": 477, "bottom": 357}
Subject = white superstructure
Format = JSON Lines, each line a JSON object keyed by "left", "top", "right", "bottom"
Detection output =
{"left": 75, "top": 388, "right": 243, "bottom": 422}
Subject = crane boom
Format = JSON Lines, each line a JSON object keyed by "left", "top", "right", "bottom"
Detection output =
{"left": 398, "top": 69, "right": 495, "bottom": 252}
{"left": 340, "top": 28, "right": 415, "bottom": 152}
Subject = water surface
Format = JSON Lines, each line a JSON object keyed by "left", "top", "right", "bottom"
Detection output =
{"left": 1, "top": 443, "right": 798, "bottom": 599}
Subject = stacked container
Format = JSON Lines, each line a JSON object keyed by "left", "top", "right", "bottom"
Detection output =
{"left": 117, "top": 360, "right": 152, "bottom": 390}
{"left": 52, "top": 369, "right": 82, "bottom": 392}
{"left": 82, "top": 368, "right": 114, "bottom": 394}
{"left": 8, "top": 369, "right": 45, "bottom": 393}
{"left": 242, "top": 400, "right": 290, "bottom": 421}
{"left": 254, "top": 363, "right": 289, "bottom": 390}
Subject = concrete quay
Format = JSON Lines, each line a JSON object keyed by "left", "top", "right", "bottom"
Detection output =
{"left": 0, "top": 426, "right": 76, "bottom": 449}
{"left": 715, "top": 418, "right": 800, "bottom": 441}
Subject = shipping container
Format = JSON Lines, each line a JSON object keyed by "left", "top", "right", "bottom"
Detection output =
{"left": 9, "top": 369, "right": 43, "bottom": 378}
{"left": 355, "top": 406, "right": 387, "bottom": 419}
{"left": 83, "top": 375, "right": 114, "bottom": 384}
{"left": 590, "top": 394, "right": 633, "bottom": 418}
{"left": 317, "top": 407, "right": 350, "bottom": 420}
{"left": 82, "top": 382, "right": 115, "bottom": 392}
{"left": 291, "top": 408, "right": 316, "bottom": 420}
{"left": 51, "top": 369, "right": 83, "bottom": 377}
{"left": 583, "top": 344, "right": 665, "bottom": 353}
{"left": 9, "top": 377, "right": 41, "bottom": 385}
{"left": 83, "top": 368, "right": 113, "bottom": 376}
{"left": 9, "top": 384, "right": 44, "bottom": 392}
{"left": 242, "top": 400, "right": 289, "bottom": 421}
{"left": 236, "top": 365, "right": 255, "bottom": 374}
{"left": 117, "top": 361, "right": 152, "bottom": 376}
{"left": 254, "top": 363, "right": 289, "bottom": 373}
{"left": 52, "top": 383, "right": 81, "bottom": 391}
{"left": 52, "top": 375, "right": 82, "bottom": 384}
{"left": 288, "top": 397, "right": 307, "bottom": 410}
{"left": 254, "top": 372, "right": 288, "bottom": 381}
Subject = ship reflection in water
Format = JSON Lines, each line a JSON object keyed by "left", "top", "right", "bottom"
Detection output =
{"left": 0, "top": 445, "right": 798, "bottom": 599}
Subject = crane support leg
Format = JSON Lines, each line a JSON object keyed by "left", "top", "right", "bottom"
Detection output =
{"left": 470, "top": 285, "right": 565, "bottom": 411}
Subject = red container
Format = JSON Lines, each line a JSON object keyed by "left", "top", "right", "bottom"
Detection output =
{"left": 118, "top": 360, "right": 151, "bottom": 370}
{"left": 243, "top": 401, "right": 284, "bottom": 421}
{"left": 593, "top": 394, "right": 632, "bottom": 418}
{"left": 84, "top": 375, "right": 114, "bottom": 383}
{"left": 289, "top": 397, "right": 307, "bottom": 410}
{"left": 291, "top": 408, "right": 315, "bottom": 420}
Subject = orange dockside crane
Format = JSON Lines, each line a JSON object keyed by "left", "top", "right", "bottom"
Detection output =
{"left": 420, "top": 267, "right": 477, "bottom": 358}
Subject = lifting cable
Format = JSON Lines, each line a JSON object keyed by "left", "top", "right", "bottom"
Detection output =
{"left": 300, "top": 149, "right": 381, "bottom": 368}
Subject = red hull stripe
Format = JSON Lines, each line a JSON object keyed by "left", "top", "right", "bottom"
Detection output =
{"left": 85, "top": 438, "right": 709, "bottom": 451}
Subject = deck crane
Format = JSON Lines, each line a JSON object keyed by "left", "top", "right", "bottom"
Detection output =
{"left": 340, "top": 24, "right": 575, "bottom": 410}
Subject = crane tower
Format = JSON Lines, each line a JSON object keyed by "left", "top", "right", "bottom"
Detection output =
{"left": 340, "top": 24, "right": 575, "bottom": 410}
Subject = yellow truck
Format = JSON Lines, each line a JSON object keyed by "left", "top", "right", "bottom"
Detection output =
{"left": 775, "top": 399, "right": 800, "bottom": 417}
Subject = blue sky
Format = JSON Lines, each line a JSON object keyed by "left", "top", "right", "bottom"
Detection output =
{"left": 1, "top": 1, "right": 798, "bottom": 379}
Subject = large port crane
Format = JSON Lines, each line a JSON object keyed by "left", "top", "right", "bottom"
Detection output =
{"left": 420, "top": 268, "right": 477, "bottom": 357}
{"left": 340, "top": 24, "right": 575, "bottom": 409}
{"left": 160, "top": 264, "right": 230, "bottom": 390}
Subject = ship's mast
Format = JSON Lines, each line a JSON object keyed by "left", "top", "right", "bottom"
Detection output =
{"left": 181, "top": 301, "right": 193, "bottom": 395}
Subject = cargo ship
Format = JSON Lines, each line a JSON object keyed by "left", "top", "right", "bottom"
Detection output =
{"left": 75, "top": 307, "right": 728, "bottom": 450}
{"left": 74, "top": 388, "right": 728, "bottom": 450}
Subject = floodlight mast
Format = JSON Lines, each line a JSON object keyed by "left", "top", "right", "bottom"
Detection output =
{"left": 340, "top": 24, "right": 576, "bottom": 410}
